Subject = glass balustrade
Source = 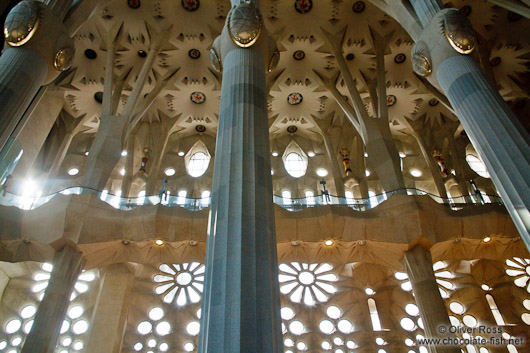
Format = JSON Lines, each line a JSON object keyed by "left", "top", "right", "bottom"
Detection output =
{"left": 0, "top": 187, "right": 503, "bottom": 212}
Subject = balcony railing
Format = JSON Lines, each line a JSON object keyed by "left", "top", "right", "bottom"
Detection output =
{"left": 0, "top": 186, "right": 503, "bottom": 212}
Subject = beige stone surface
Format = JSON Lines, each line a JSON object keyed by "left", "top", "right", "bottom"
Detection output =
{"left": 0, "top": 194, "right": 524, "bottom": 269}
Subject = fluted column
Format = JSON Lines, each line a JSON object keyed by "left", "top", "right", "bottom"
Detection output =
{"left": 22, "top": 246, "right": 85, "bottom": 353}
{"left": 409, "top": 0, "right": 444, "bottom": 27}
{"left": 0, "top": 1, "right": 73, "bottom": 154}
{"left": 437, "top": 56, "right": 530, "bottom": 246}
{"left": 403, "top": 246, "right": 459, "bottom": 353}
{"left": 0, "top": 48, "right": 47, "bottom": 153}
{"left": 197, "top": 3, "right": 283, "bottom": 352}
{"left": 408, "top": 0, "right": 530, "bottom": 249}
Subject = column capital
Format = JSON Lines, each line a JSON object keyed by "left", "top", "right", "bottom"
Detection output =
{"left": 3, "top": 0, "right": 74, "bottom": 84}
{"left": 209, "top": 2, "right": 278, "bottom": 75}
{"left": 411, "top": 9, "right": 477, "bottom": 89}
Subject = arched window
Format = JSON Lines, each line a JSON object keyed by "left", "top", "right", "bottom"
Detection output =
{"left": 465, "top": 155, "right": 489, "bottom": 178}
{"left": 201, "top": 190, "right": 210, "bottom": 207}
{"left": 176, "top": 190, "right": 186, "bottom": 205}
{"left": 185, "top": 140, "right": 211, "bottom": 178}
{"left": 282, "top": 141, "right": 308, "bottom": 178}
{"left": 345, "top": 190, "right": 354, "bottom": 204}
{"left": 305, "top": 190, "right": 315, "bottom": 205}
{"left": 367, "top": 298, "right": 382, "bottom": 331}
{"left": 137, "top": 190, "right": 146, "bottom": 205}
{"left": 282, "top": 190, "right": 292, "bottom": 205}
{"left": 368, "top": 190, "right": 378, "bottom": 208}
{"left": 465, "top": 144, "right": 490, "bottom": 178}
{"left": 485, "top": 294, "right": 505, "bottom": 325}
{"left": 187, "top": 152, "right": 210, "bottom": 177}
{"left": 284, "top": 153, "right": 307, "bottom": 178}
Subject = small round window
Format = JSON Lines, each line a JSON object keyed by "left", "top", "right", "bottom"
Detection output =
{"left": 187, "top": 152, "right": 210, "bottom": 177}
{"left": 284, "top": 152, "right": 307, "bottom": 178}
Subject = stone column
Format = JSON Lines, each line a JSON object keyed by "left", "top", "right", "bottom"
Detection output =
{"left": 85, "top": 264, "right": 134, "bottom": 353}
{"left": 197, "top": 2, "right": 283, "bottom": 353}
{"left": 402, "top": 246, "right": 459, "bottom": 353}
{"left": 0, "top": 1, "right": 74, "bottom": 154}
{"left": 319, "top": 130, "right": 346, "bottom": 197}
{"left": 0, "top": 48, "right": 47, "bottom": 154}
{"left": 22, "top": 246, "right": 85, "bottom": 353}
{"left": 409, "top": 0, "right": 530, "bottom": 249}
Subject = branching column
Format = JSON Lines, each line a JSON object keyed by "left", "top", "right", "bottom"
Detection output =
{"left": 85, "top": 264, "right": 134, "bottom": 353}
{"left": 403, "top": 246, "right": 459, "bottom": 353}
{"left": 409, "top": 0, "right": 530, "bottom": 249}
{"left": 22, "top": 246, "right": 85, "bottom": 353}
{"left": 197, "top": 2, "right": 283, "bottom": 352}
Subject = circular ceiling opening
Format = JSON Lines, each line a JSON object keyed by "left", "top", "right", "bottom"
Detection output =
{"left": 84, "top": 49, "right": 97, "bottom": 59}
{"left": 93, "top": 92, "right": 103, "bottom": 104}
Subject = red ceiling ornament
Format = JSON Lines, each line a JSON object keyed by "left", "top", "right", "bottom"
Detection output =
{"left": 188, "top": 49, "right": 201, "bottom": 59}
{"left": 287, "top": 92, "right": 303, "bottom": 105}
{"left": 429, "top": 98, "right": 439, "bottom": 106}
{"left": 190, "top": 92, "right": 206, "bottom": 104}
{"left": 295, "top": 0, "right": 312, "bottom": 14}
{"left": 127, "top": 0, "right": 141, "bottom": 9}
{"left": 293, "top": 50, "right": 305, "bottom": 61}
{"left": 386, "top": 94, "right": 397, "bottom": 107}
{"left": 394, "top": 53, "right": 406, "bottom": 64}
{"left": 182, "top": 0, "right": 200, "bottom": 12}
{"left": 352, "top": 1, "right": 365, "bottom": 13}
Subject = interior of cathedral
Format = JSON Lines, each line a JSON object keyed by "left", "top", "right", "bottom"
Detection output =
{"left": 0, "top": 0, "right": 529, "bottom": 352}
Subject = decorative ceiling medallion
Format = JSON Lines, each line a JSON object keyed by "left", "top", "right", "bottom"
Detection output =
{"left": 227, "top": 2, "right": 263, "bottom": 48}
{"left": 295, "top": 0, "right": 312, "bottom": 14}
{"left": 507, "top": 11, "right": 522, "bottom": 22}
{"left": 459, "top": 5, "right": 471, "bottom": 16}
{"left": 287, "top": 93, "right": 303, "bottom": 105}
{"left": 54, "top": 47, "right": 75, "bottom": 71}
{"left": 428, "top": 98, "right": 439, "bottom": 106}
{"left": 352, "top": 1, "right": 365, "bottom": 13}
{"left": 394, "top": 53, "right": 406, "bottom": 64}
{"left": 4, "top": 1, "right": 40, "bottom": 47}
{"left": 386, "top": 95, "right": 397, "bottom": 107}
{"left": 268, "top": 50, "right": 280, "bottom": 72}
{"left": 209, "top": 48, "right": 222, "bottom": 72}
{"left": 127, "top": 0, "right": 141, "bottom": 9}
{"left": 188, "top": 49, "right": 201, "bottom": 59}
{"left": 293, "top": 50, "right": 305, "bottom": 61}
{"left": 182, "top": 0, "right": 199, "bottom": 12}
{"left": 190, "top": 92, "right": 206, "bottom": 104}
{"left": 443, "top": 10, "right": 476, "bottom": 55}
{"left": 195, "top": 125, "right": 206, "bottom": 133}
{"left": 490, "top": 56, "right": 501, "bottom": 66}
{"left": 287, "top": 125, "right": 298, "bottom": 133}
